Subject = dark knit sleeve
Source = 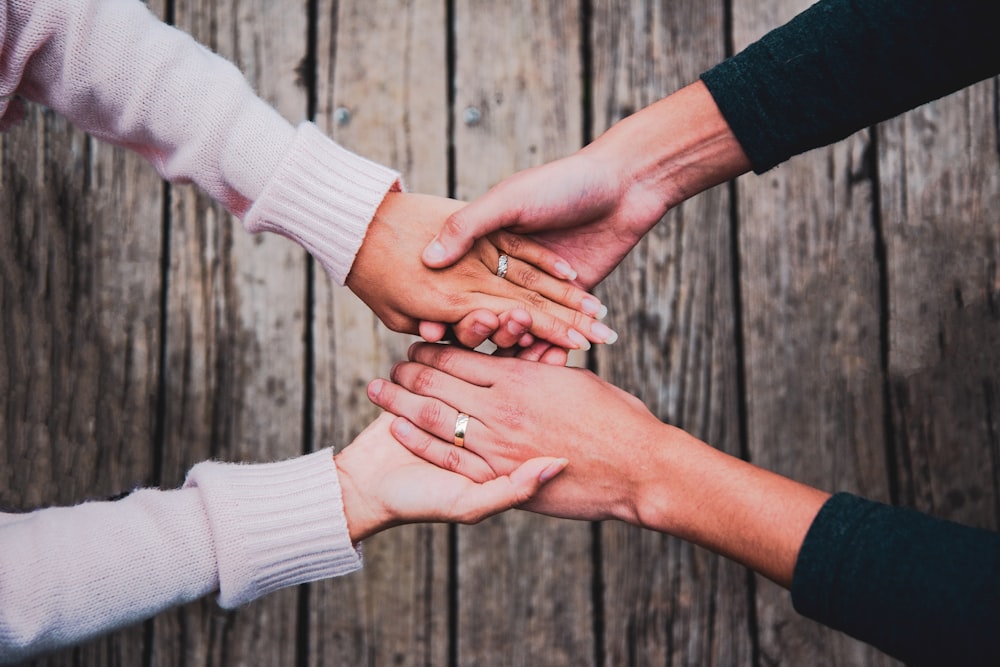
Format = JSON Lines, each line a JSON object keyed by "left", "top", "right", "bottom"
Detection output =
{"left": 700, "top": 0, "right": 1000, "bottom": 173}
{"left": 791, "top": 493, "right": 1000, "bottom": 665}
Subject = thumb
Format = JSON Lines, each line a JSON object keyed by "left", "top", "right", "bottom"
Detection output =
{"left": 422, "top": 193, "right": 521, "bottom": 268}
{"left": 457, "top": 457, "right": 569, "bottom": 524}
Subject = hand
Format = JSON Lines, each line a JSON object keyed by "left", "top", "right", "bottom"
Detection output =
{"left": 347, "top": 192, "right": 617, "bottom": 350}
{"left": 367, "top": 343, "right": 830, "bottom": 587}
{"left": 421, "top": 150, "right": 665, "bottom": 290}
{"left": 421, "top": 81, "right": 753, "bottom": 291}
{"left": 333, "top": 413, "right": 568, "bottom": 543}
{"left": 365, "top": 343, "right": 667, "bottom": 524}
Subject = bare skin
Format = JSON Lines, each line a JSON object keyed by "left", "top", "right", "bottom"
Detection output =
{"left": 367, "top": 343, "right": 829, "bottom": 587}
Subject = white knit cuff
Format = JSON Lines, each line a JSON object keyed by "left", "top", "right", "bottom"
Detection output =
{"left": 184, "top": 448, "right": 363, "bottom": 609}
{"left": 242, "top": 122, "right": 401, "bottom": 285}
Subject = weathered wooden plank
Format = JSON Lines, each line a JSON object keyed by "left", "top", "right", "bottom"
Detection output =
{"left": 451, "top": 3, "right": 595, "bottom": 665}
{"left": 0, "top": 54, "right": 164, "bottom": 667}
{"left": 309, "top": 1, "right": 450, "bottom": 665}
{"left": 879, "top": 78, "right": 1000, "bottom": 529}
{"left": 150, "top": 1, "right": 310, "bottom": 665}
{"left": 731, "top": 1, "right": 896, "bottom": 665}
{"left": 589, "top": 1, "right": 753, "bottom": 665}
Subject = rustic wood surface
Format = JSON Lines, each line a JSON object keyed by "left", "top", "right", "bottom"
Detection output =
{"left": 1, "top": 1, "right": 997, "bottom": 666}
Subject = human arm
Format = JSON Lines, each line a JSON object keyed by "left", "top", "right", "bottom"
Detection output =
{"left": 0, "top": 413, "right": 565, "bottom": 664}
{"left": 423, "top": 0, "right": 1000, "bottom": 280}
{"left": 0, "top": 0, "right": 607, "bottom": 350}
{"left": 368, "top": 342, "right": 1000, "bottom": 663}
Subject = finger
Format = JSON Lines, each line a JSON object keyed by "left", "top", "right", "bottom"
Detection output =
{"left": 449, "top": 309, "right": 501, "bottom": 349}
{"left": 418, "top": 321, "right": 449, "bottom": 343}
{"left": 516, "top": 341, "right": 569, "bottom": 366}
{"left": 450, "top": 457, "right": 569, "bottom": 524}
{"left": 389, "top": 417, "right": 495, "bottom": 483}
{"left": 538, "top": 345, "right": 571, "bottom": 366}
{"left": 370, "top": 376, "right": 482, "bottom": 448}
{"left": 499, "top": 254, "right": 605, "bottom": 322}
{"left": 488, "top": 309, "right": 532, "bottom": 349}
{"left": 406, "top": 342, "right": 506, "bottom": 387}
{"left": 422, "top": 188, "right": 524, "bottom": 269}
{"left": 491, "top": 230, "right": 577, "bottom": 281}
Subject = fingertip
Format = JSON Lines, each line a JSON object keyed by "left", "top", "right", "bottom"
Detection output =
{"left": 554, "top": 260, "right": 577, "bottom": 281}
{"left": 390, "top": 416, "right": 414, "bottom": 439}
{"left": 538, "top": 458, "right": 570, "bottom": 483}
{"left": 422, "top": 238, "right": 447, "bottom": 266}
{"left": 418, "top": 320, "right": 447, "bottom": 343}
{"left": 367, "top": 378, "right": 384, "bottom": 401}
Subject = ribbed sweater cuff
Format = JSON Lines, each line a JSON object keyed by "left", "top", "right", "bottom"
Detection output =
{"left": 242, "top": 121, "right": 401, "bottom": 285}
{"left": 184, "top": 448, "right": 363, "bottom": 609}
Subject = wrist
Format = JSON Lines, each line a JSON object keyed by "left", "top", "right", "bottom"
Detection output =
{"left": 588, "top": 80, "right": 751, "bottom": 215}
{"left": 333, "top": 448, "right": 389, "bottom": 543}
{"left": 628, "top": 426, "right": 830, "bottom": 587}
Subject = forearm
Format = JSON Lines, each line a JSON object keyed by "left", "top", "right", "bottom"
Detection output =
{"left": 793, "top": 493, "right": 1000, "bottom": 664}
{"left": 583, "top": 80, "right": 751, "bottom": 223}
{"left": 630, "top": 424, "right": 829, "bottom": 587}
{"left": 0, "top": 449, "right": 360, "bottom": 663}
{"left": 1, "top": 0, "right": 399, "bottom": 284}
{"left": 701, "top": 0, "right": 1000, "bottom": 172}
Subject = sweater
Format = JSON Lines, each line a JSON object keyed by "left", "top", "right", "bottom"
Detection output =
{"left": 0, "top": 0, "right": 392, "bottom": 660}
{"left": 702, "top": 0, "right": 1000, "bottom": 662}
{"left": 701, "top": 0, "right": 1000, "bottom": 173}
{"left": 0, "top": 451, "right": 363, "bottom": 664}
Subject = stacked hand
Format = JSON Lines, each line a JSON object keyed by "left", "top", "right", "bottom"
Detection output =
{"left": 365, "top": 342, "right": 668, "bottom": 525}
{"left": 347, "top": 192, "right": 618, "bottom": 353}
{"left": 367, "top": 343, "right": 829, "bottom": 587}
{"left": 333, "top": 412, "right": 568, "bottom": 542}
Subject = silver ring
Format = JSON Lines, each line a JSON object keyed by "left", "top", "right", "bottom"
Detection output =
{"left": 496, "top": 255, "right": 509, "bottom": 279}
{"left": 453, "top": 413, "right": 470, "bottom": 447}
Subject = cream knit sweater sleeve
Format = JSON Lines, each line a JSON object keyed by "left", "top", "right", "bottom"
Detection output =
{"left": 0, "top": 450, "right": 363, "bottom": 664}
{"left": 0, "top": 0, "right": 400, "bottom": 284}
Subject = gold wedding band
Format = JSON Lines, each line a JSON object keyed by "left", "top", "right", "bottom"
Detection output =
{"left": 496, "top": 254, "right": 509, "bottom": 279}
{"left": 453, "top": 412, "right": 470, "bottom": 447}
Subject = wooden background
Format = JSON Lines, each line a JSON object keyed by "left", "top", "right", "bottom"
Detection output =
{"left": 2, "top": 0, "right": 997, "bottom": 665}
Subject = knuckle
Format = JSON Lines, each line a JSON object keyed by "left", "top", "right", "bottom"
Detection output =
{"left": 416, "top": 399, "right": 446, "bottom": 429}
{"left": 412, "top": 367, "right": 438, "bottom": 394}
{"left": 516, "top": 267, "right": 539, "bottom": 290}
{"left": 522, "top": 290, "right": 546, "bottom": 311}
{"left": 442, "top": 213, "right": 470, "bottom": 239}
{"left": 443, "top": 447, "right": 463, "bottom": 473}
{"left": 500, "top": 232, "right": 523, "bottom": 256}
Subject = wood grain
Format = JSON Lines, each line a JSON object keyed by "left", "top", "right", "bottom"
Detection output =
{"left": 150, "top": 1, "right": 309, "bottom": 664}
{"left": 589, "top": 1, "right": 753, "bottom": 664}
{"left": 309, "top": 1, "right": 450, "bottom": 665}
{"left": 451, "top": 3, "right": 595, "bottom": 665}
{"left": 732, "top": 1, "right": 896, "bottom": 665}
{"left": 879, "top": 78, "right": 1000, "bottom": 529}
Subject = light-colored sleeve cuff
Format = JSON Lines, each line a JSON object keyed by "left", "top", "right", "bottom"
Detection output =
{"left": 184, "top": 448, "right": 363, "bottom": 609}
{"left": 242, "top": 122, "right": 401, "bottom": 285}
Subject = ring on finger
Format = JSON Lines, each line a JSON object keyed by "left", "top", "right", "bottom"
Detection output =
{"left": 453, "top": 412, "right": 470, "bottom": 447}
{"left": 496, "top": 254, "right": 509, "bottom": 279}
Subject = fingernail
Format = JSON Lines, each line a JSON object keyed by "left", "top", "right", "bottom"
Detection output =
{"left": 597, "top": 304, "right": 608, "bottom": 320}
{"left": 368, "top": 379, "right": 382, "bottom": 399}
{"left": 567, "top": 329, "right": 591, "bottom": 350}
{"left": 394, "top": 420, "right": 412, "bottom": 437}
{"left": 473, "top": 322, "right": 493, "bottom": 336}
{"left": 581, "top": 296, "right": 603, "bottom": 318}
{"left": 424, "top": 240, "right": 446, "bottom": 263}
{"left": 539, "top": 458, "right": 569, "bottom": 483}
{"left": 591, "top": 322, "right": 618, "bottom": 344}
{"left": 506, "top": 319, "right": 525, "bottom": 335}
{"left": 554, "top": 260, "right": 577, "bottom": 281}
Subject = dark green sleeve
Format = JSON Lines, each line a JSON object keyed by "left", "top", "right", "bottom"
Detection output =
{"left": 792, "top": 493, "right": 1000, "bottom": 665}
{"left": 700, "top": 0, "right": 1000, "bottom": 173}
